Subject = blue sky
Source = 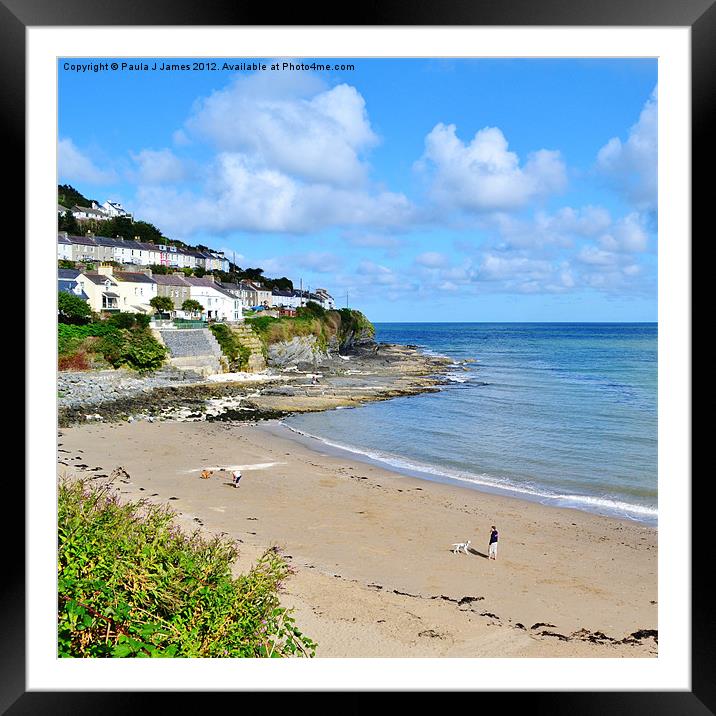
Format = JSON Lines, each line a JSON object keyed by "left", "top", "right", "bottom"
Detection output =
{"left": 59, "top": 58, "right": 657, "bottom": 321}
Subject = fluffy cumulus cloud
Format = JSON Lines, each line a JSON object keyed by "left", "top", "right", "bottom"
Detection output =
{"left": 417, "top": 123, "right": 567, "bottom": 213}
{"left": 134, "top": 151, "right": 413, "bottom": 237}
{"left": 185, "top": 73, "right": 377, "bottom": 188}
{"left": 491, "top": 205, "right": 613, "bottom": 250}
{"left": 129, "top": 73, "right": 416, "bottom": 236}
{"left": 401, "top": 201, "right": 654, "bottom": 297}
{"left": 596, "top": 86, "right": 657, "bottom": 210}
{"left": 59, "top": 138, "right": 116, "bottom": 185}
{"left": 130, "top": 148, "right": 187, "bottom": 184}
{"left": 597, "top": 212, "right": 649, "bottom": 253}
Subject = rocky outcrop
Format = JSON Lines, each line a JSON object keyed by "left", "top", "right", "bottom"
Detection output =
{"left": 57, "top": 342, "right": 456, "bottom": 427}
{"left": 57, "top": 367, "right": 204, "bottom": 409}
{"left": 267, "top": 335, "right": 327, "bottom": 369}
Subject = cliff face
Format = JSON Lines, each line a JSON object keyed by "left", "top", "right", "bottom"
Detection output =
{"left": 268, "top": 335, "right": 326, "bottom": 368}
{"left": 252, "top": 309, "right": 376, "bottom": 369}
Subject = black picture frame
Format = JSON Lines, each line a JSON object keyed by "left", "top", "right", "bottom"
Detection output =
{"left": 9, "top": 0, "right": 704, "bottom": 711}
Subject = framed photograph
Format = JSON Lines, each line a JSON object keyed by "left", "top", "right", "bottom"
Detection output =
{"left": 11, "top": 0, "right": 704, "bottom": 710}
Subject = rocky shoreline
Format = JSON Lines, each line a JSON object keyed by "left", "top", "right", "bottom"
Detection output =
{"left": 57, "top": 342, "right": 457, "bottom": 427}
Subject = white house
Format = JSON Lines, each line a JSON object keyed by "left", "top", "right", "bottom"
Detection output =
{"left": 102, "top": 200, "right": 133, "bottom": 219}
{"left": 72, "top": 204, "right": 109, "bottom": 222}
{"left": 313, "top": 288, "right": 335, "bottom": 310}
{"left": 57, "top": 233, "right": 73, "bottom": 261}
{"left": 185, "top": 277, "right": 244, "bottom": 322}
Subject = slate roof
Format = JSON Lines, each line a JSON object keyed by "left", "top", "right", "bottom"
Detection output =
{"left": 114, "top": 272, "right": 156, "bottom": 284}
{"left": 152, "top": 274, "right": 191, "bottom": 287}
{"left": 58, "top": 268, "right": 80, "bottom": 280}
{"left": 81, "top": 272, "right": 116, "bottom": 286}
{"left": 184, "top": 277, "right": 236, "bottom": 300}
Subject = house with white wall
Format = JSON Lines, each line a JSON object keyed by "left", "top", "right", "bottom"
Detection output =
{"left": 102, "top": 200, "right": 133, "bottom": 219}
{"left": 185, "top": 277, "right": 243, "bottom": 321}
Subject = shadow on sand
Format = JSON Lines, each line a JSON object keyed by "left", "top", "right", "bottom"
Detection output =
{"left": 468, "top": 547, "right": 489, "bottom": 559}
{"left": 447, "top": 547, "right": 489, "bottom": 558}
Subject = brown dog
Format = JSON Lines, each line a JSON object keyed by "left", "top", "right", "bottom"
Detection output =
{"left": 200, "top": 469, "right": 213, "bottom": 479}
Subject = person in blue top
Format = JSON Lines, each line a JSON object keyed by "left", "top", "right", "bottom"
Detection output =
{"left": 488, "top": 526, "right": 499, "bottom": 560}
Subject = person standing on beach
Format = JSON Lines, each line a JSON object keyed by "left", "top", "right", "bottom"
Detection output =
{"left": 232, "top": 469, "right": 242, "bottom": 489}
{"left": 488, "top": 526, "right": 499, "bottom": 560}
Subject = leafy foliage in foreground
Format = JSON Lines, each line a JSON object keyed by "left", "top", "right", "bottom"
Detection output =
{"left": 58, "top": 477, "right": 316, "bottom": 658}
{"left": 58, "top": 316, "right": 166, "bottom": 372}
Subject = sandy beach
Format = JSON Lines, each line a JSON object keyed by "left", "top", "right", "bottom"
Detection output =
{"left": 57, "top": 418, "right": 657, "bottom": 658}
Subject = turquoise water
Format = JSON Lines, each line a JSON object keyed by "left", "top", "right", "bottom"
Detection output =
{"left": 283, "top": 323, "right": 658, "bottom": 525}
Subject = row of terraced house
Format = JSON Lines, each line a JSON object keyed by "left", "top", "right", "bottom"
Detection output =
{"left": 58, "top": 232, "right": 231, "bottom": 272}
{"left": 58, "top": 233, "right": 336, "bottom": 319}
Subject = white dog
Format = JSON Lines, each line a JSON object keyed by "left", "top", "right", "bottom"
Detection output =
{"left": 452, "top": 539, "right": 471, "bottom": 554}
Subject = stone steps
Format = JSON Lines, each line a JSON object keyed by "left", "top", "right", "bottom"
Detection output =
{"left": 227, "top": 324, "right": 266, "bottom": 372}
{"left": 158, "top": 328, "right": 225, "bottom": 376}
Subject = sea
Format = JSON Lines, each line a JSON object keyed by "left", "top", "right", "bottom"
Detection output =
{"left": 282, "top": 323, "right": 657, "bottom": 526}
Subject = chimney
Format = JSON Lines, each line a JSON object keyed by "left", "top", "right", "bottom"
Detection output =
{"left": 97, "top": 264, "right": 114, "bottom": 276}
{"left": 142, "top": 268, "right": 152, "bottom": 277}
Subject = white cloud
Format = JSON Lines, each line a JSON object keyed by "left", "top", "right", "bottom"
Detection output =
{"left": 417, "top": 123, "right": 567, "bottom": 213}
{"left": 596, "top": 86, "right": 657, "bottom": 210}
{"left": 172, "top": 129, "right": 190, "bottom": 147}
{"left": 131, "top": 148, "right": 187, "bottom": 184}
{"left": 58, "top": 138, "right": 116, "bottom": 185}
{"left": 491, "top": 205, "right": 613, "bottom": 250}
{"left": 185, "top": 75, "right": 377, "bottom": 187}
{"left": 355, "top": 260, "right": 402, "bottom": 287}
{"left": 598, "top": 212, "right": 650, "bottom": 253}
{"left": 134, "top": 152, "right": 413, "bottom": 237}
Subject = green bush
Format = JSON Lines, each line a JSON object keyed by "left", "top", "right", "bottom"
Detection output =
{"left": 58, "top": 477, "right": 316, "bottom": 658}
{"left": 58, "top": 291, "right": 92, "bottom": 325}
{"left": 107, "top": 312, "right": 144, "bottom": 330}
{"left": 121, "top": 329, "right": 167, "bottom": 372}
{"left": 134, "top": 313, "right": 151, "bottom": 329}
{"left": 296, "top": 301, "right": 326, "bottom": 319}
{"left": 58, "top": 322, "right": 119, "bottom": 356}
{"left": 58, "top": 320, "right": 166, "bottom": 372}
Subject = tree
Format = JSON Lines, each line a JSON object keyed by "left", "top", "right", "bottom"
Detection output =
{"left": 242, "top": 267, "right": 264, "bottom": 281}
{"left": 150, "top": 296, "right": 174, "bottom": 314}
{"left": 58, "top": 210, "right": 80, "bottom": 235}
{"left": 131, "top": 221, "right": 165, "bottom": 243}
{"left": 58, "top": 291, "right": 92, "bottom": 325}
{"left": 181, "top": 299, "right": 204, "bottom": 317}
{"left": 58, "top": 184, "right": 93, "bottom": 209}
